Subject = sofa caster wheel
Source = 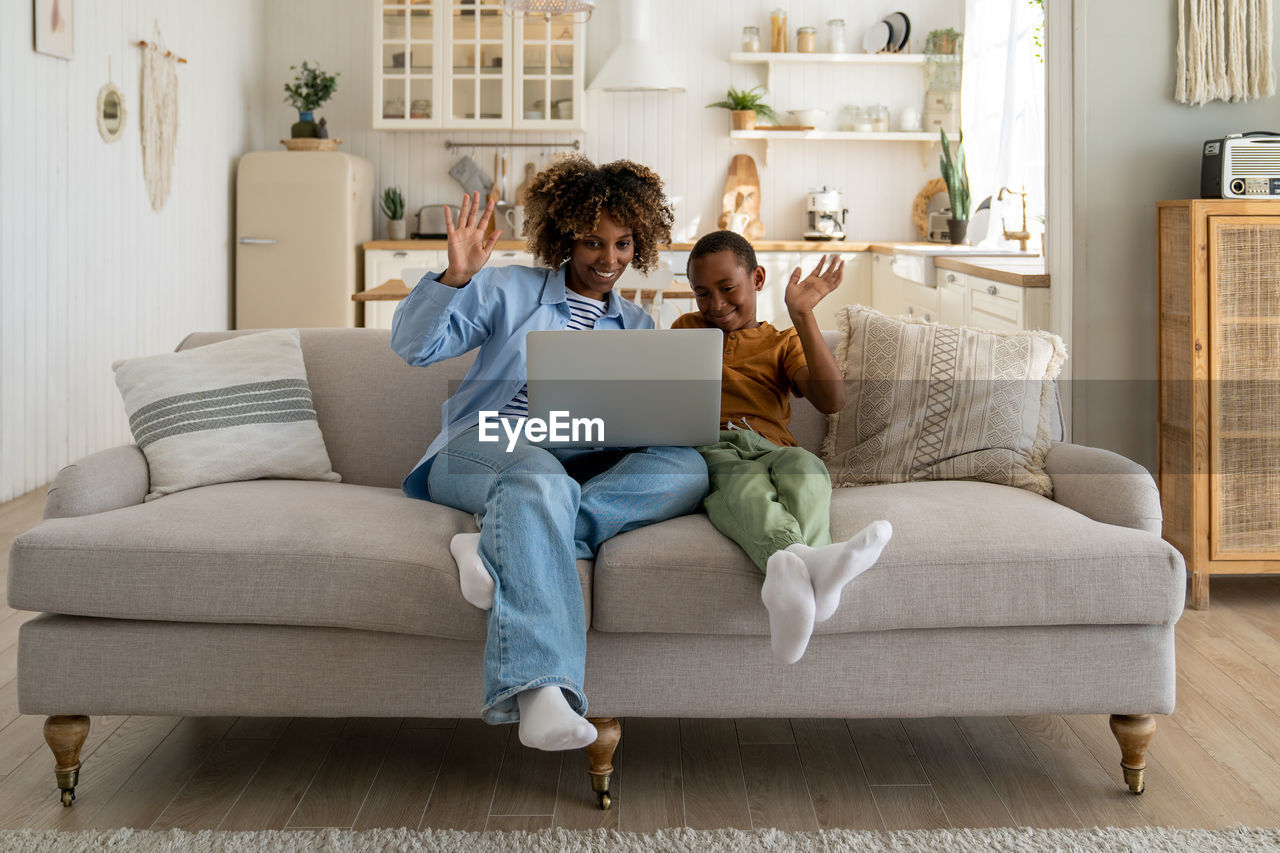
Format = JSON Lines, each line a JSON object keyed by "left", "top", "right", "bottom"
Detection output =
{"left": 1123, "top": 766, "right": 1145, "bottom": 795}
{"left": 60, "top": 788, "right": 75, "bottom": 807}
{"left": 597, "top": 791, "right": 612, "bottom": 810}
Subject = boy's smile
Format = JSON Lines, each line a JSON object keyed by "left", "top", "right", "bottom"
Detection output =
{"left": 689, "top": 250, "right": 766, "bottom": 333}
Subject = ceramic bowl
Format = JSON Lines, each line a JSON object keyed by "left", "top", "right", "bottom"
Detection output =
{"left": 789, "top": 109, "right": 827, "bottom": 127}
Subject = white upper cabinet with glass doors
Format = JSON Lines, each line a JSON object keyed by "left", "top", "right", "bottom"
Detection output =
{"left": 373, "top": 0, "right": 584, "bottom": 131}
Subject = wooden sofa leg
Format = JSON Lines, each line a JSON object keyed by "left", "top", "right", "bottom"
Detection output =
{"left": 585, "top": 717, "right": 621, "bottom": 810}
{"left": 44, "top": 715, "right": 90, "bottom": 807}
{"left": 1109, "top": 714, "right": 1156, "bottom": 794}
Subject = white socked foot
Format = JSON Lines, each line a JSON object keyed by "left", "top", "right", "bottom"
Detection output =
{"left": 788, "top": 520, "right": 893, "bottom": 623}
{"left": 450, "top": 532, "right": 494, "bottom": 610}
{"left": 762, "top": 549, "right": 817, "bottom": 664}
{"left": 517, "top": 686, "right": 598, "bottom": 751}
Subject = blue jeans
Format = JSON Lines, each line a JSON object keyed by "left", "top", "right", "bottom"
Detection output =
{"left": 414, "top": 424, "right": 708, "bottom": 724}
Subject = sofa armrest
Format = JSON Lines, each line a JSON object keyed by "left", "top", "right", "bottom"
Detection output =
{"left": 1043, "top": 442, "right": 1162, "bottom": 535}
{"left": 43, "top": 446, "right": 150, "bottom": 519}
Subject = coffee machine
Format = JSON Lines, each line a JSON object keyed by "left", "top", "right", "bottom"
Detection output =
{"left": 804, "top": 187, "right": 847, "bottom": 240}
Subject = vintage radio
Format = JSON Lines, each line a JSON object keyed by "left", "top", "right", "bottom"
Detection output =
{"left": 1201, "top": 132, "right": 1280, "bottom": 198}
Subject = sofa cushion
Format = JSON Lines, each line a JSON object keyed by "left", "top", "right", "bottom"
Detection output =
{"left": 178, "top": 330, "right": 477, "bottom": 491}
{"left": 591, "top": 480, "right": 1185, "bottom": 635}
{"left": 8, "top": 480, "right": 592, "bottom": 640}
{"left": 822, "top": 306, "right": 1066, "bottom": 497}
{"left": 114, "top": 329, "right": 340, "bottom": 500}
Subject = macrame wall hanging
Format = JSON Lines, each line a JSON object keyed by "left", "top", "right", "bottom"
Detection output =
{"left": 137, "top": 31, "right": 183, "bottom": 210}
{"left": 1176, "top": 0, "right": 1275, "bottom": 104}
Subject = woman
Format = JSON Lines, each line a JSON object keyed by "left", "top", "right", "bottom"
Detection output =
{"left": 391, "top": 156, "right": 707, "bottom": 752}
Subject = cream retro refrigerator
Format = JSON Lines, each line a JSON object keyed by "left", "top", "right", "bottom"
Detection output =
{"left": 235, "top": 151, "right": 375, "bottom": 329}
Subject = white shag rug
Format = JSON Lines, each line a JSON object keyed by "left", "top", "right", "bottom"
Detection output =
{"left": 1, "top": 827, "right": 1279, "bottom": 852}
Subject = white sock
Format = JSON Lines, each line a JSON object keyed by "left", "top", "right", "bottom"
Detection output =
{"left": 762, "top": 550, "right": 817, "bottom": 664}
{"left": 787, "top": 520, "right": 893, "bottom": 623}
{"left": 450, "top": 532, "right": 494, "bottom": 610}
{"left": 516, "top": 685, "right": 598, "bottom": 751}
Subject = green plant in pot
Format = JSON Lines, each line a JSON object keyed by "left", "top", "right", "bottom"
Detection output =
{"left": 380, "top": 186, "right": 407, "bottom": 240}
{"left": 707, "top": 86, "right": 780, "bottom": 131}
{"left": 939, "top": 128, "right": 971, "bottom": 244}
{"left": 284, "top": 61, "right": 340, "bottom": 138}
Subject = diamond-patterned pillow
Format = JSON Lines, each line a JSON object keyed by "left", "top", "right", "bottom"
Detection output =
{"left": 821, "top": 306, "right": 1067, "bottom": 496}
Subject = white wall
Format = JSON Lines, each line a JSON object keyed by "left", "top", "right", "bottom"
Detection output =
{"left": 1073, "top": 0, "right": 1280, "bottom": 471}
{"left": 0, "top": 1, "right": 266, "bottom": 501}
{"left": 265, "top": 0, "right": 961, "bottom": 242}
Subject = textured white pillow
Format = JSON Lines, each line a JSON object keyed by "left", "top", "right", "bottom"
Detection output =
{"left": 113, "top": 329, "right": 340, "bottom": 500}
{"left": 822, "top": 306, "right": 1067, "bottom": 497}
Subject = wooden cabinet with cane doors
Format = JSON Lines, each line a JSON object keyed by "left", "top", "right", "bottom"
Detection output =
{"left": 1157, "top": 199, "right": 1280, "bottom": 609}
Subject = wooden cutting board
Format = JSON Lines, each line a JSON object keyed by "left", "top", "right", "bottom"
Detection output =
{"left": 717, "top": 154, "right": 764, "bottom": 240}
{"left": 514, "top": 162, "right": 536, "bottom": 205}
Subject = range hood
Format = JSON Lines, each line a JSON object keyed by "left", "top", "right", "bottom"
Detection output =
{"left": 587, "top": 0, "right": 684, "bottom": 92}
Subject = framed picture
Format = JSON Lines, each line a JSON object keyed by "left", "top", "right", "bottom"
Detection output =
{"left": 34, "top": 0, "right": 74, "bottom": 60}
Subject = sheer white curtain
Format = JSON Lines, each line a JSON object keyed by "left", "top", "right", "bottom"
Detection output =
{"left": 960, "top": 0, "right": 1046, "bottom": 248}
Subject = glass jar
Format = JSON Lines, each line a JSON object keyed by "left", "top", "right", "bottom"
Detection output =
{"left": 870, "top": 104, "right": 891, "bottom": 133}
{"left": 826, "top": 19, "right": 847, "bottom": 53}
{"left": 853, "top": 108, "right": 874, "bottom": 133}
{"left": 837, "top": 105, "right": 863, "bottom": 132}
{"left": 770, "top": 9, "right": 787, "bottom": 52}
{"left": 796, "top": 26, "right": 816, "bottom": 53}
{"left": 741, "top": 25, "right": 761, "bottom": 52}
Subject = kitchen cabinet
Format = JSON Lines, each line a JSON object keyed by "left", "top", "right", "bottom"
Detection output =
{"left": 933, "top": 267, "right": 1049, "bottom": 333}
{"left": 748, "top": 251, "right": 869, "bottom": 330}
{"left": 870, "top": 252, "right": 907, "bottom": 317}
{"left": 1157, "top": 199, "right": 1280, "bottom": 609}
{"left": 373, "top": 0, "right": 585, "bottom": 131}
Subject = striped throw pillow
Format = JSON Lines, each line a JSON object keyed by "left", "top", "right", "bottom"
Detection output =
{"left": 113, "top": 329, "right": 340, "bottom": 500}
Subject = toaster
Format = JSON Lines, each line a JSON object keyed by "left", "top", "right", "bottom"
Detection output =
{"left": 414, "top": 204, "right": 449, "bottom": 238}
{"left": 1201, "top": 132, "right": 1280, "bottom": 198}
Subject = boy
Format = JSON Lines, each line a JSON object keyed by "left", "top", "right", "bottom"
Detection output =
{"left": 674, "top": 231, "right": 892, "bottom": 664}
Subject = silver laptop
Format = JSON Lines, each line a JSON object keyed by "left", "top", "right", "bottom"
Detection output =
{"left": 525, "top": 329, "right": 722, "bottom": 447}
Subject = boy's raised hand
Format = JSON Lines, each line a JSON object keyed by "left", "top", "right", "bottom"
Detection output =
{"left": 784, "top": 254, "right": 845, "bottom": 319}
{"left": 439, "top": 191, "right": 502, "bottom": 287}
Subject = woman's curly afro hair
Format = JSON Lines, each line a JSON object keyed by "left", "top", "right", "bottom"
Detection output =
{"left": 522, "top": 154, "right": 674, "bottom": 274}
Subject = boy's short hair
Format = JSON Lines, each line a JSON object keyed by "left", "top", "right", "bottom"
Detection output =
{"left": 687, "top": 230, "right": 757, "bottom": 281}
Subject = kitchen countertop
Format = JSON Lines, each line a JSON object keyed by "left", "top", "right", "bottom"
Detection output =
{"left": 934, "top": 255, "right": 1048, "bottom": 288}
{"left": 364, "top": 239, "right": 887, "bottom": 253}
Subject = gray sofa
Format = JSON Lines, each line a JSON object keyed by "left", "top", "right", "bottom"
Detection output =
{"left": 8, "top": 328, "right": 1186, "bottom": 809}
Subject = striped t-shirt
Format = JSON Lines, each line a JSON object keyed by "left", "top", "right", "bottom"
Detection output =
{"left": 498, "top": 291, "right": 608, "bottom": 417}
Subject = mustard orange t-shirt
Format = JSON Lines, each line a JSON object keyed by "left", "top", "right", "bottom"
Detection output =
{"left": 672, "top": 312, "right": 807, "bottom": 447}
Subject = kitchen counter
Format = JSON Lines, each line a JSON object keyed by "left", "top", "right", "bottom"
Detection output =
{"left": 934, "top": 255, "right": 1048, "bottom": 288}
{"left": 363, "top": 239, "right": 890, "bottom": 253}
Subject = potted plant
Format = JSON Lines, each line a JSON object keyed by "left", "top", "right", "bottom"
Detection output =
{"left": 380, "top": 187, "right": 407, "bottom": 240}
{"left": 939, "top": 128, "right": 970, "bottom": 244}
{"left": 284, "top": 61, "right": 340, "bottom": 138}
{"left": 707, "top": 86, "right": 780, "bottom": 131}
{"left": 924, "top": 27, "right": 962, "bottom": 55}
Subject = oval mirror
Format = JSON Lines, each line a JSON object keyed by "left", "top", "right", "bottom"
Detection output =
{"left": 96, "top": 83, "right": 126, "bottom": 143}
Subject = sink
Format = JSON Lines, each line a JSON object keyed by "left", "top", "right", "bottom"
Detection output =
{"left": 890, "top": 245, "right": 1039, "bottom": 285}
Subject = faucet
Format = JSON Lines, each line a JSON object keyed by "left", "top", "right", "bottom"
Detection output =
{"left": 997, "top": 185, "right": 1031, "bottom": 252}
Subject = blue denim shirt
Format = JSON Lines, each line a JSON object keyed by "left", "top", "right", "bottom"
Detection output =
{"left": 390, "top": 264, "right": 655, "bottom": 484}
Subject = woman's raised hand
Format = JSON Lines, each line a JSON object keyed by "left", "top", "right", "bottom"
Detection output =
{"left": 784, "top": 254, "right": 845, "bottom": 319}
{"left": 439, "top": 191, "right": 502, "bottom": 287}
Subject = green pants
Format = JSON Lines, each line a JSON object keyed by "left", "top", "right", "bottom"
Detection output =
{"left": 697, "top": 430, "right": 832, "bottom": 572}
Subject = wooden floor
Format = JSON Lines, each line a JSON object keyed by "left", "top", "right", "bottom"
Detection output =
{"left": 3, "top": 487, "right": 1280, "bottom": 832}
